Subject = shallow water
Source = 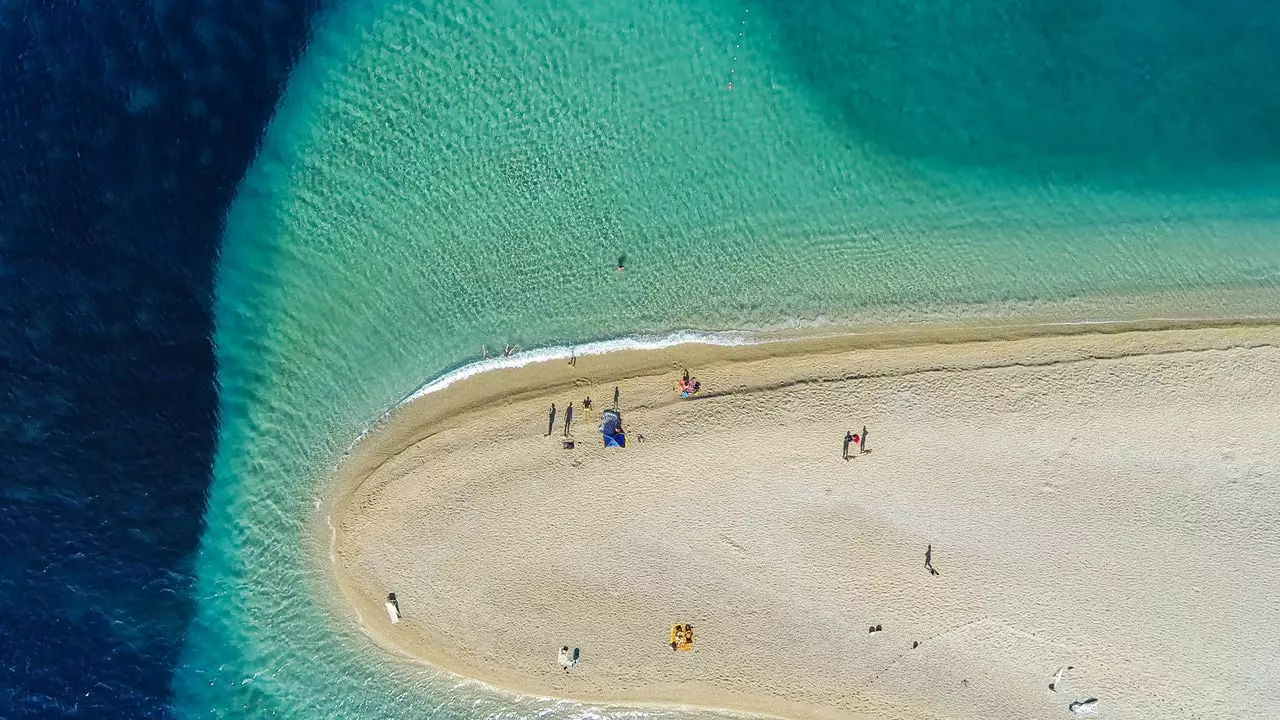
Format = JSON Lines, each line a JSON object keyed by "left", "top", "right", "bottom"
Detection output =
{"left": 178, "top": 0, "right": 1280, "bottom": 717}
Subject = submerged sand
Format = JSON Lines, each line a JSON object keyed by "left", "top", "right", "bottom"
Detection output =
{"left": 327, "top": 323, "right": 1280, "bottom": 720}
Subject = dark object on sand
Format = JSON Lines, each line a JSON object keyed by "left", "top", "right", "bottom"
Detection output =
{"left": 1069, "top": 698, "right": 1099, "bottom": 715}
{"left": 562, "top": 439, "right": 575, "bottom": 450}
{"left": 912, "top": 641, "right": 919, "bottom": 649}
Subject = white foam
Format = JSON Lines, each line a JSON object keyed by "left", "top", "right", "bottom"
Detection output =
{"left": 344, "top": 329, "right": 767, "bottom": 452}
{"left": 326, "top": 514, "right": 336, "bottom": 564}
{"left": 344, "top": 313, "right": 1268, "bottom": 453}
{"left": 404, "top": 329, "right": 759, "bottom": 403}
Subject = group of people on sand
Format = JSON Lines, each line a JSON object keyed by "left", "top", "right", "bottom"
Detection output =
{"left": 842, "top": 426, "right": 869, "bottom": 460}
{"left": 670, "top": 623, "right": 694, "bottom": 651}
{"left": 677, "top": 369, "right": 701, "bottom": 397}
{"left": 547, "top": 397, "right": 598, "bottom": 438}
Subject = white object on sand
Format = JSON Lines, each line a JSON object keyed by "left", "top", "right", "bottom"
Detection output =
{"left": 385, "top": 601, "right": 401, "bottom": 624}
{"left": 558, "top": 646, "right": 571, "bottom": 668}
{"left": 1050, "top": 666, "right": 1065, "bottom": 691}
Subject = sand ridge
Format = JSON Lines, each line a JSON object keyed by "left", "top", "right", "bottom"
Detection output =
{"left": 325, "top": 323, "right": 1280, "bottom": 720}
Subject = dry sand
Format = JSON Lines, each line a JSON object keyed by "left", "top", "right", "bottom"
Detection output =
{"left": 326, "top": 322, "right": 1280, "bottom": 720}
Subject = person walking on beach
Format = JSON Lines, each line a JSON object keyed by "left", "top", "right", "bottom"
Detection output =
{"left": 613, "top": 385, "right": 620, "bottom": 409}
{"left": 925, "top": 544, "right": 939, "bottom": 576}
{"left": 547, "top": 404, "right": 556, "bottom": 436}
{"left": 564, "top": 403, "right": 574, "bottom": 437}
{"left": 843, "top": 430, "right": 855, "bottom": 460}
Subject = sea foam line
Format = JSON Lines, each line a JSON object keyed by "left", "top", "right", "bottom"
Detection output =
{"left": 347, "top": 312, "right": 1267, "bottom": 453}
{"left": 402, "top": 329, "right": 761, "bottom": 404}
{"left": 345, "top": 329, "right": 766, "bottom": 452}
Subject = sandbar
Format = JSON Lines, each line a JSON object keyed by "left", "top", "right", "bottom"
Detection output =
{"left": 327, "top": 322, "right": 1280, "bottom": 720}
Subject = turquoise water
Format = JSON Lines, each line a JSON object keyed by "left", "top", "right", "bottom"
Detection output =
{"left": 176, "top": 0, "right": 1280, "bottom": 717}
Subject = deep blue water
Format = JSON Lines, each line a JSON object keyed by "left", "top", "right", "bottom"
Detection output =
{"left": 0, "top": 0, "right": 319, "bottom": 716}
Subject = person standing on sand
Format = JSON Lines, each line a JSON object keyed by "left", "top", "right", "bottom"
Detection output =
{"left": 546, "top": 404, "right": 556, "bottom": 436}
{"left": 558, "top": 646, "right": 571, "bottom": 672}
{"left": 843, "top": 430, "right": 854, "bottom": 460}
{"left": 860, "top": 425, "right": 868, "bottom": 454}
{"left": 564, "top": 403, "right": 574, "bottom": 437}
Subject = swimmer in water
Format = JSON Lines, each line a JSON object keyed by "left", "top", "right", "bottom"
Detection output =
{"left": 616, "top": 253, "right": 626, "bottom": 272}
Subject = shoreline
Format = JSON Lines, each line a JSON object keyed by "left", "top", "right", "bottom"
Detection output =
{"left": 323, "top": 319, "right": 1280, "bottom": 720}
{"left": 356, "top": 281, "right": 1280, "bottom": 449}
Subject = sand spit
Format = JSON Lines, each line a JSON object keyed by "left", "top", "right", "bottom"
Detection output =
{"left": 327, "top": 322, "right": 1280, "bottom": 720}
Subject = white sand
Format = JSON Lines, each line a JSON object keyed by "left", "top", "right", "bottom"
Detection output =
{"left": 327, "top": 324, "right": 1280, "bottom": 720}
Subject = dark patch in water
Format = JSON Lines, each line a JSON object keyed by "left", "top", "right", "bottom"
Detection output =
{"left": 765, "top": 0, "right": 1280, "bottom": 187}
{"left": 0, "top": 0, "right": 321, "bottom": 716}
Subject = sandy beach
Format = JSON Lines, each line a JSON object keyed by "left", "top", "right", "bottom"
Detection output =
{"left": 326, "top": 322, "right": 1280, "bottom": 720}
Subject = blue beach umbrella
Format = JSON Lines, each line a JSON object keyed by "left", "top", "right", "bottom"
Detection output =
{"left": 599, "top": 409, "right": 626, "bottom": 448}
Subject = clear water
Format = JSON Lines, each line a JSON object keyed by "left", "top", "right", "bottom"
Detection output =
{"left": 176, "top": 0, "right": 1280, "bottom": 717}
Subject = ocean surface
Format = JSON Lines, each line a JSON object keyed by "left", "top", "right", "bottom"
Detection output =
{"left": 4, "top": 0, "right": 1280, "bottom": 717}
{"left": 0, "top": 0, "right": 318, "bottom": 716}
